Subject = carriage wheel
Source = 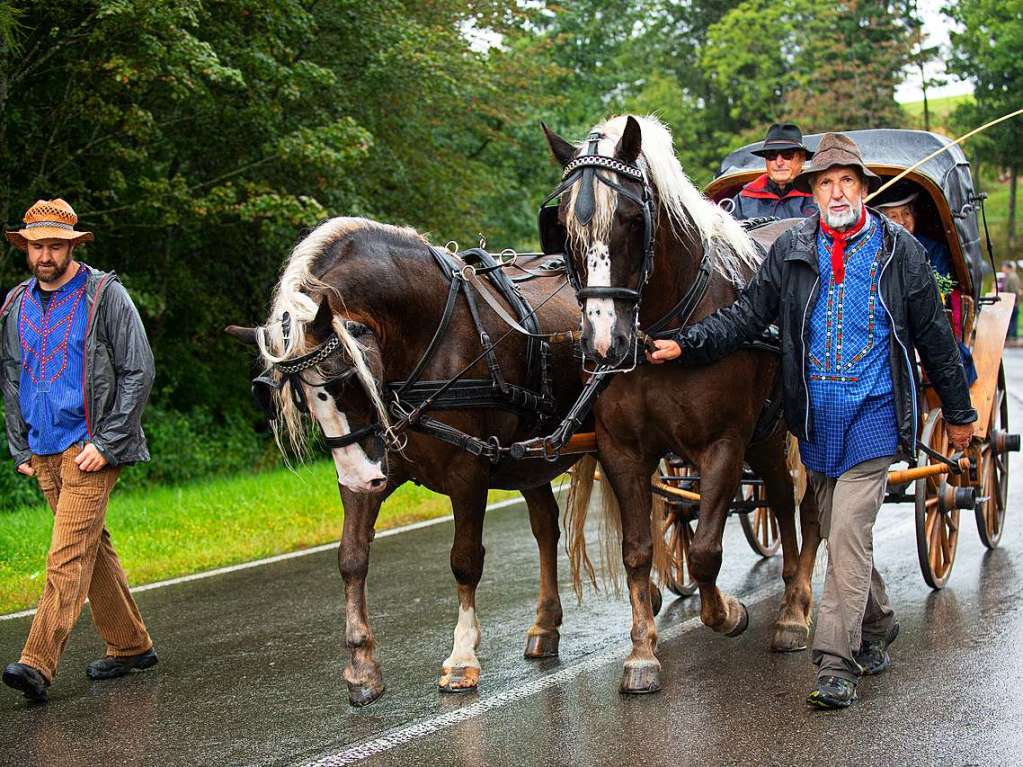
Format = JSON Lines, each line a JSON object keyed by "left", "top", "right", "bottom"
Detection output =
{"left": 976, "top": 365, "right": 1009, "bottom": 548}
{"left": 660, "top": 459, "right": 699, "bottom": 598}
{"left": 915, "top": 409, "right": 960, "bottom": 589}
{"left": 664, "top": 508, "right": 699, "bottom": 597}
{"left": 737, "top": 482, "right": 781, "bottom": 557}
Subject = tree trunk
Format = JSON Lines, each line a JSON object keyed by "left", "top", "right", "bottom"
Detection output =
{"left": 1008, "top": 165, "right": 1018, "bottom": 253}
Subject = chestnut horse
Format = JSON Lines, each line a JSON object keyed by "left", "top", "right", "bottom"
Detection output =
{"left": 227, "top": 218, "right": 586, "bottom": 706}
{"left": 543, "top": 115, "right": 821, "bottom": 694}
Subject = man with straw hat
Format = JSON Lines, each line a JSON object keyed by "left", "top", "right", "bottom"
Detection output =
{"left": 0, "top": 199, "right": 157, "bottom": 703}
{"left": 647, "top": 134, "right": 976, "bottom": 709}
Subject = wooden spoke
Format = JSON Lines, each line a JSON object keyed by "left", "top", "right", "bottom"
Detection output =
{"left": 916, "top": 409, "right": 960, "bottom": 589}
{"left": 976, "top": 367, "right": 1009, "bottom": 549}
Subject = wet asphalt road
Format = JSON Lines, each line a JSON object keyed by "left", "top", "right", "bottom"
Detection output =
{"left": 3, "top": 352, "right": 1023, "bottom": 767}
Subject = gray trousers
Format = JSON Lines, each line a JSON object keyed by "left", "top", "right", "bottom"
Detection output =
{"left": 809, "top": 455, "right": 897, "bottom": 681}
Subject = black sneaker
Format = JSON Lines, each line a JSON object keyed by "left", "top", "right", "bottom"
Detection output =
{"left": 86, "top": 648, "right": 159, "bottom": 680}
{"left": 3, "top": 662, "right": 49, "bottom": 703}
{"left": 807, "top": 675, "right": 857, "bottom": 709}
{"left": 855, "top": 622, "right": 900, "bottom": 676}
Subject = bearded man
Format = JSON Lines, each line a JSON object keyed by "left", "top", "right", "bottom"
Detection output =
{"left": 0, "top": 199, "right": 157, "bottom": 704}
{"left": 647, "top": 134, "right": 976, "bottom": 709}
{"left": 725, "top": 123, "right": 818, "bottom": 220}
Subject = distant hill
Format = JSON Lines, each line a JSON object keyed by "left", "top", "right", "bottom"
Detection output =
{"left": 900, "top": 94, "right": 974, "bottom": 134}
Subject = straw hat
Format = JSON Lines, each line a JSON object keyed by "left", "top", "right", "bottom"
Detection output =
{"left": 793, "top": 133, "right": 881, "bottom": 194}
{"left": 5, "top": 199, "right": 94, "bottom": 251}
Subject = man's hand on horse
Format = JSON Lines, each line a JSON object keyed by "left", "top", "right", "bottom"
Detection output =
{"left": 946, "top": 422, "right": 974, "bottom": 451}
{"left": 646, "top": 339, "right": 682, "bottom": 364}
{"left": 16, "top": 462, "right": 34, "bottom": 477}
{"left": 75, "top": 443, "right": 108, "bottom": 472}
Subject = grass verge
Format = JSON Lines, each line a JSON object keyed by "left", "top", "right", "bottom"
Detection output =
{"left": 0, "top": 462, "right": 520, "bottom": 615}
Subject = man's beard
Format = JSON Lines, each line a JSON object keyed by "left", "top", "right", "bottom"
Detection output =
{"left": 824, "top": 200, "right": 862, "bottom": 230}
{"left": 31, "top": 254, "right": 72, "bottom": 283}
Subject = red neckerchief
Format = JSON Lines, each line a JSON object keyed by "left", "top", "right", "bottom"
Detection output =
{"left": 819, "top": 205, "right": 867, "bottom": 284}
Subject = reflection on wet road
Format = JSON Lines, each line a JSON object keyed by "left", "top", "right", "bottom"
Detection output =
{"left": 3, "top": 352, "right": 1023, "bottom": 767}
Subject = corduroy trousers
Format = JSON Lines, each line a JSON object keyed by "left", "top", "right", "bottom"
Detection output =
{"left": 19, "top": 444, "right": 152, "bottom": 681}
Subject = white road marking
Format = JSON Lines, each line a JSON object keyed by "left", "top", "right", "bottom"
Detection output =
{"left": 0, "top": 493, "right": 543, "bottom": 622}
{"left": 301, "top": 516, "right": 915, "bottom": 767}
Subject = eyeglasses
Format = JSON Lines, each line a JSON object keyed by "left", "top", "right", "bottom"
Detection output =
{"left": 763, "top": 149, "right": 799, "bottom": 161}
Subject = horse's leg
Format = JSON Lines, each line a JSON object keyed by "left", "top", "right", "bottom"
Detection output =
{"left": 599, "top": 450, "right": 661, "bottom": 694}
{"left": 747, "top": 435, "right": 814, "bottom": 651}
{"left": 689, "top": 439, "right": 750, "bottom": 636}
{"left": 521, "top": 483, "right": 563, "bottom": 659}
{"left": 438, "top": 483, "right": 489, "bottom": 693}
{"left": 339, "top": 480, "right": 399, "bottom": 707}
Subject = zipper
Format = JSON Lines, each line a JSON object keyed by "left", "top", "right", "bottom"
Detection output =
{"left": 877, "top": 236, "right": 917, "bottom": 455}
{"left": 81, "top": 273, "right": 115, "bottom": 438}
{"left": 800, "top": 274, "right": 820, "bottom": 438}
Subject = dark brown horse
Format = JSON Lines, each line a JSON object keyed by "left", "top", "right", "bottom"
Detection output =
{"left": 227, "top": 218, "right": 585, "bottom": 706}
{"left": 544, "top": 115, "right": 821, "bottom": 693}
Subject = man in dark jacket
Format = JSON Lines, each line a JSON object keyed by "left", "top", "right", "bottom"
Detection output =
{"left": 0, "top": 199, "right": 158, "bottom": 704}
{"left": 724, "top": 123, "right": 818, "bottom": 220}
{"left": 648, "top": 134, "right": 976, "bottom": 709}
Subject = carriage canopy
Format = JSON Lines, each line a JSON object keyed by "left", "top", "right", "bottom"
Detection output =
{"left": 706, "top": 129, "right": 988, "bottom": 299}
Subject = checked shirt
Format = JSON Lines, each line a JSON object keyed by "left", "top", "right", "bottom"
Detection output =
{"left": 799, "top": 212, "right": 899, "bottom": 478}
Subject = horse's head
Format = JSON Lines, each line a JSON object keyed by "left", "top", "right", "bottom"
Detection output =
{"left": 227, "top": 295, "right": 390, "bottom": 494}
{"left": 541, "top": 116, "right": 654, "bottom": 369}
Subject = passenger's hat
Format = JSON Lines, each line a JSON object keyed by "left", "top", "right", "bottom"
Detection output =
{"left": 873, "top": 179, "right": 919, "bottom": 209}
{"left": 751, "top": 123, "right": 813, "bottom": 158}
{"left": 5, "top": 199, "right": 94, "bottom": 251}
{"left": 793, "top": 133, "right": 881, "bottom": 194}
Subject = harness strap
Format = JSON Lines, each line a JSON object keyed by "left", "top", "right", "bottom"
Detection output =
{"left": 645, "top": 245, "right": 715, "bottom": 336}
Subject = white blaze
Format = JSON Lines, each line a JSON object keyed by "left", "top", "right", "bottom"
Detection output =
{"left": 304, "top": 379, "right": 385, "bottom": 493}
{"left": 584, "top": 242, "right": 616, "bottom": 357}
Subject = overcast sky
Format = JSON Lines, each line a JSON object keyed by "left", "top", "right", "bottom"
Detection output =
{"left": 895, "top": 0, "right": 975, "bottom": 103}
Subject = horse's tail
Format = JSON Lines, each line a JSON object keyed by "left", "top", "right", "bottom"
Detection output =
{"left": 564, "top": 455, "right": 668, "bottom": 603}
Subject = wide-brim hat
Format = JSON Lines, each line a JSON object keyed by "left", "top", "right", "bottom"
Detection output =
{"left": 793, "top": 133, "right": 880, "bottom": 194}
{"left": 5, "top": 198, "right": 93, "bottom": 251}
{"left": 872, "top": 179, "right": 920, "bottom": 209}
{"left": 751, "top": 122, "right": 813, "bottom": 158}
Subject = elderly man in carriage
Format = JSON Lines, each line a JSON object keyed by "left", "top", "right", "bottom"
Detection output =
{"left": 650, "top": 132, "right": 977, "bottom": 709}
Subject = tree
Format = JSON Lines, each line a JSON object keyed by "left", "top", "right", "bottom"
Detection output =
{"left": 946, "top": 0, "right": 1023, "bottom": 252}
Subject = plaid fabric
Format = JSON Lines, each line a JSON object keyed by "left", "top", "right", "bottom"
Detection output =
{"left": 800, "top": 213, "right": 899, "bottom": 478}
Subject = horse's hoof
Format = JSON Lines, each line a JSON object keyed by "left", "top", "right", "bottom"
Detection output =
{"left": 438, "top": 666, "right": 480, "bottom": 693}
{"left": 524, "top": 632, "right": 560, "bottom": 659}
{"left": 347, "top": 681, "right": 385, "bottom": 707}
{"left": 770, "top": 622, "right": 809, "bottom": 653}
{"left": 650, "top": 584, "right": 663, "bottom": 617}
{"left": 725, "top": 602, "right": 750, "bottom": 638}
{"left": 619, "top": 662, "right": 661, "bottom": 695}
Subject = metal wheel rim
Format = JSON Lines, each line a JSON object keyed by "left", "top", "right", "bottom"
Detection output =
{"left": 976, "top": 366, "right": 1009, "bottom": 548}
{"left": 738, "top": 483, "right": 781, "bottom": 558}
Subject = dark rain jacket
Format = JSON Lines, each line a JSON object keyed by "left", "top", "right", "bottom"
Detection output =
{"left": 675, "top": 213, "right": 977, "bottom": 460}
{"left": 0, "top": 265, "right": 155, "bottom": 468}
{"left": 724, "top": 174, "right": 818, "bottom": 221}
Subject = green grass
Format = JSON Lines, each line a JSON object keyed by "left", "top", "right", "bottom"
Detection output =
{"left": 901, "top": 93, "right": 973, "bottom": 133}
{"left": 0, "top": 462, "right": 519, "bottom": 615}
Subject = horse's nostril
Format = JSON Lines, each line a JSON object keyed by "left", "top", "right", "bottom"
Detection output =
{"left": 368, "top": 478, "right": 386, "bottom": 490}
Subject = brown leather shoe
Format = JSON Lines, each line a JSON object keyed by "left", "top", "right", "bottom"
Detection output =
{"left": 3, "top": 662, "right": 49, "bottom": 703}
{"left": 86, "top": 648, "right": 159, "bottom": 680}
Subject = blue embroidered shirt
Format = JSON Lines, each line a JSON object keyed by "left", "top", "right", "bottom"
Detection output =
{"left": 18, "top": 265, "right": 90, "bottom": 455}
{"left": 799, "top": 212, "right": 899, "bottom": 478}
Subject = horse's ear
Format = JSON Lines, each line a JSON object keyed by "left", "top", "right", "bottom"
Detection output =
{"left": 615, "top": 116, "right": 642, "bottom": 165}
{"left": 311, "top": 295, "right": 334, "bottom": 334}
{"left": 224, "top": 325, "right": 260, "bottom": 345}
{"left": 541, "top": 122, "right": 577, "bottom": 168}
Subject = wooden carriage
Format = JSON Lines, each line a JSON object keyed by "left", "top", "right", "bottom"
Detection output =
{"left": 679, "top": 128, "right": 1019, "bottom": 590}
